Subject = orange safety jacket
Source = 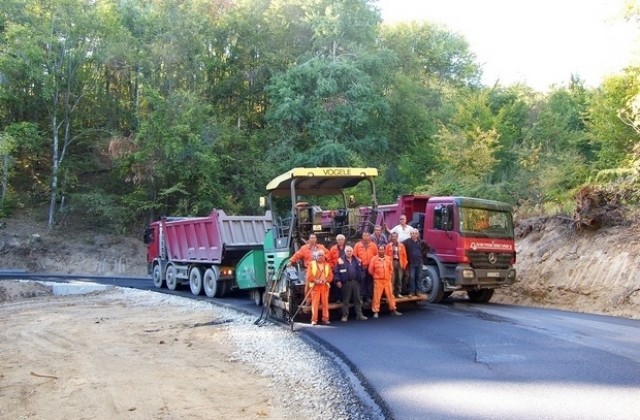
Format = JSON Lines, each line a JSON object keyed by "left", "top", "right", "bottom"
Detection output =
{"left": 327, "top": 244, "right": 347, "bottom": 267}
{"left": 385, "top": 241, "right": 408, "bottom": 270}
{"left": 289, "top": 243, "right": 330, "bottom": 267}
{"left": 306, "top": 260, "right": 333, "bottom": 288}
{"left": 354, "top": 241, "right": 377, "bottom": 268}
{"left": 368, "top": 255, "right": 393, "bottom": 281}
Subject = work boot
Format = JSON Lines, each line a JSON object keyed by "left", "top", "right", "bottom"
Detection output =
{"left": 357, "top": 314, "right": 368, "bottom": 321}
{"left": 341, "top": 316, "right": 348, "bottom": 322}
{"left": 373, "top": 312, "right": 379, "bottom": 319}
{"left": 391, "top": 310, "right": 403, "bottom": 316}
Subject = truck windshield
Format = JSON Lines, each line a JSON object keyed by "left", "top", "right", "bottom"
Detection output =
{"left": 458, "top": 206, "right": 514, "bottom": 239}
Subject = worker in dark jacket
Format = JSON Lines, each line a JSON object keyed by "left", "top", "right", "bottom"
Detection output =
{"left": 334, "top": 246, "right": 368, "bottom": 322}
{"left": 403, "top": 228, "right": 429, "bottom": 296}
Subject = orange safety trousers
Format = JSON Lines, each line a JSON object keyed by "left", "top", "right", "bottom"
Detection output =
{"left": 311, "top": 284, "right": 330, "bottom": 323}
{"left": 372, "top": 279, "right": 397, "bottom": 313}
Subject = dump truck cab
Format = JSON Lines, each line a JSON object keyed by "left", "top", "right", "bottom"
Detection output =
{"left": 368, "top": 194, "right": 516, "bottom": 303}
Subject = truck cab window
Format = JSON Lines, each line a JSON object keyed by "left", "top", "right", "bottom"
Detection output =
{"left": 143, "top": 228, "right": 154, "bottom": 244}
{"left": 433, "top": 205, "right": 454, "bottom": 231}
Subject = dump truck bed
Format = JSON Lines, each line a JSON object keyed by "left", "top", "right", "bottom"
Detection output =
{"left": 163, "top": 210, "right": 272, "bottom": 263}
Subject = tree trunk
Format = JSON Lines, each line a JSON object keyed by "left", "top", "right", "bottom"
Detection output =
{"left": 48, "top": 114, "right": 59, "bottom": 228}
{"left": 1, "top": 153, "right": 8, "bottom": 208}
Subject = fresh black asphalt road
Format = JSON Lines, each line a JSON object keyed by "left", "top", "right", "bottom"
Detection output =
{"left": 5, "top": 275, "right": 639, "bottom": 420}
{"left": 299, "top": 300, "right": 640, "bottom": 420}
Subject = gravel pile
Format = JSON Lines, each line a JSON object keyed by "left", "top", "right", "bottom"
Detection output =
{"left": 117, "top": 288, "right": 384, "bottom": 420}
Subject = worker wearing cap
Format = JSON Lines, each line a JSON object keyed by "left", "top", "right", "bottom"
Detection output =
{"left": 368, "top": 244, "right": 402, "bottom": 318}
{"left": 306, "top": 251, "right": 333, "bottom": 325}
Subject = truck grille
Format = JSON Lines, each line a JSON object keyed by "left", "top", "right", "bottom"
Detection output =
{"left": 466, "top": 251, "right": 513, "bottom": 269}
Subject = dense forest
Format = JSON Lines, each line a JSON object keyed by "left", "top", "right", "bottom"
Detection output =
{"left": 1, "top": 0, "right": 640, "bottom": 232}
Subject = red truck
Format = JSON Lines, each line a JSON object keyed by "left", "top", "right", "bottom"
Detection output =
{"left": 363, "top": 194, "right": 516, "bottom": 303}
{"left": 144, "top": 209, "right": 272, "bottom": 300}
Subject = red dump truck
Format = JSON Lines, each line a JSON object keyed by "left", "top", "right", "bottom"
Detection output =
{"left": 144, "top": 209, "right": 272, "bottom": 298}
{"left": 362, "top": 194, "right": 516, "bottom": 303}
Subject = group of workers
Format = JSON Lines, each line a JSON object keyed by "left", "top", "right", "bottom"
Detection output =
{"left": 286, "top": 215, "right": 430, "bottom": 325}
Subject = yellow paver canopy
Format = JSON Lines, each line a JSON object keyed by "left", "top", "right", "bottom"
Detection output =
{"left": 266, "top": 167, "right": 378, "bottom": 196}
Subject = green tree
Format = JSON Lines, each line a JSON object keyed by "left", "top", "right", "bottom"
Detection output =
{"left": 379, "top": 21, "right": 481, "bottom": 87}
{"left": 593, "top": 68, "right": 640, "bottom": 168}
{"left": 1, "top": 0, "right": 113, "bottom": 227}
{"left": 265, "top": 0, "right": 390, "bottom": 169}
{"left": 377, "top": 21, "right": 483, "bottom": 196}
{"left": 418, "top": 125, "right": 501, "bottom": 196}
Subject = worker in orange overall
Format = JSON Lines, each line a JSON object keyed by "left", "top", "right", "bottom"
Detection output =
{"left": 354, "top": 231, "right": 378, "bottom": 302}
{"left": 368, "top": 244, "right": 402, "bottom": 319}
{"left": 306, "top": 251, "right": 333, "bottom": 325}
{"left": 287, "top": 233, "right": 330, "bottom": 305}
{"left": 287, "top": 233, "right": 330, "bottom": 268}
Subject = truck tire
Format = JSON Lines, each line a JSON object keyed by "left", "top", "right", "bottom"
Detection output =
{"left": 217, "top": 279, "right": 231, "bottom": 298}
{"left": 189, "top": 267, "right": 203, "bottom": 295}
{"left": 166, "top": 265, "right": 179, "bottom": 291}
{"left": 424, "top": 265, "right": 445, "bottom": 304}
{"left": 250, "top": 289, "right": 263, "bottom": 306}
{"left": 152, "top": 264, "right": 164, "bottom": 289}
{"left": 467, "top": 288, "right": 494, "bottom": 303}
{"left": 203, "top": 267, "right": 219, "bottom": 298}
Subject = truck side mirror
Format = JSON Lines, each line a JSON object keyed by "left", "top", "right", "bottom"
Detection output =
{"left": 143, "top": 228, "right": 154, "bottom": 244}
{"left": 442, "top": 207, "right": 449, "bottom": 230}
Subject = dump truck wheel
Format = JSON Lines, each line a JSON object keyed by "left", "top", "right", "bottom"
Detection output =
{"left": 467, "top": 288, "right": 494, "bottom": 303}
{"left": 423, "top": 265, "right": 445, "bottom": 303}
{"left": 189, "top": 267, "right": 203, "bottom": 295}
{"left": 250, "top": 289, "right": 263, "bottom": 306}
{"left": 152, "top": 264, "right": 164, "bottom": 288}
{"left": 203, "top": 267, "right": 219, "bottom": 298}
{"left": 166, "top": 265, "right": 178, "bottom": 291}
{"left": 216, "top": 279, "right": 230, "bottom": 298}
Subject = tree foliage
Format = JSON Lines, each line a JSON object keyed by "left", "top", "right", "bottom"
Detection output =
{"left": 0, "top": 0, "right": 638, "bottom": 230}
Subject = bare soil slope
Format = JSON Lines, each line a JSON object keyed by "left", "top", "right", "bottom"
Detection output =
{"left": 494, "top": 216, "right": 640, "bottom": 319}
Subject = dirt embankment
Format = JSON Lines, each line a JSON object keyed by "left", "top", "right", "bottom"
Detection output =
{"left": 494, "top": 216, "right": 640, "bottom": 319}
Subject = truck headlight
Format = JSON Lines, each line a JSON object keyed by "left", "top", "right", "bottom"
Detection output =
{"left": 462, "top": 269, "right": 475, "bottom": 279}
